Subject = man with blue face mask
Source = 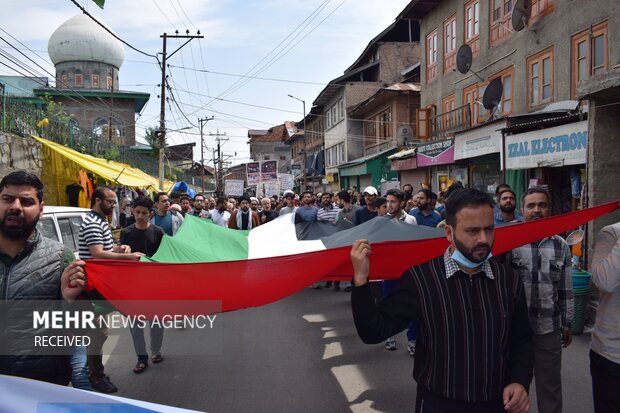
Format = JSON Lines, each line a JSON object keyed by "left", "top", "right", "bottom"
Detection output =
{"left": 350, "top": 188, "right": 534, "bottom": 413}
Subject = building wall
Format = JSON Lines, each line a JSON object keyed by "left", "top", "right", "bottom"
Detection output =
{"left": 55, "top": 61, "right": 119, "bottom": 91}
{"left": 419, "top": 0, "right": 620, "bottom": 114}
{"left": 378, "top": 42, "right": 421, "bottom": 83}
{"left": 57, "top": 96, "right": 136, "bottom": 146}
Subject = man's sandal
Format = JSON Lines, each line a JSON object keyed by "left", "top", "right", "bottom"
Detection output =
{"left": 152, "top": 354, "right": 164, "bottom": 363}
{"left": 133, "top": 361, "right": 148, "bottom": 374}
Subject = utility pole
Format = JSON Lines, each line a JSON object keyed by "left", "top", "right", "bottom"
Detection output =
{"left": 209, "top": 129, "right": 228, "bottom": 196}
{"left": 198, "top": 116, "right": 214, "bottom": 194}
{"left": 108, "top": 70, "right": 114, "bottom": 141}
{"left": 288, "top": 94, "right": 306, "bottom": 190}
{"left": 158, "top": 31, "right": 204, "bottom": 191}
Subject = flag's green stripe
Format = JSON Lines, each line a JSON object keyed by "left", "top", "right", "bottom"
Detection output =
{"left": 142, "top": 214, "right": 249, "bottom": 263}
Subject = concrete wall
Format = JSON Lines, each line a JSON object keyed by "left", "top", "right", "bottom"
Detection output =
{"left": 419, "top": 0, "right": 620, "bottom": 112}
{"left": 0, "top": 133, "right": 42, "bottom": 178}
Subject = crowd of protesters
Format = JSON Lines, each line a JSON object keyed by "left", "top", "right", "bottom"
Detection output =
{"left": 1, "top": 170, "right": 618, "bottom": 412}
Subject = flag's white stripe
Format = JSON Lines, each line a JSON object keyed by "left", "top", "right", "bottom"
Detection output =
{"left": 0, "top": 374, "right": 202, "bottom": 412}
{"left": 247, "top": 213, "right": 326, "bottom": 259}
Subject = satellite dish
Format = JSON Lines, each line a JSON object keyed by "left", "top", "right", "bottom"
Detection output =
{"left": 482, "top": 78, "right": 504, "bottom": 110}
{"left": 566, "top": 229, "right": 584, "bottom": 246}
{"left": 456, "top": 44, "right": 473, "bottom": 74}
{"left": 512, "top": 0, "right": 531, "bottom": 31}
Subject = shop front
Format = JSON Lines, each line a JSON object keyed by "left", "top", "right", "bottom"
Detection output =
{"left": 389, "top": 150, "right": 428, "bottom": 191}
{"left": 454, "top": 121, "right": 506, "bottom": 200}
{"left": 338, "top": 148, "right": 397, "bottom": 193}
{"left": 504, "top": 120, "right": 588, "bottom": 214}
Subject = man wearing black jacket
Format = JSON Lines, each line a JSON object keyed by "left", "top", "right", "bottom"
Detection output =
{"left": 350, "top": 189, "right": 533, "bottom": 413}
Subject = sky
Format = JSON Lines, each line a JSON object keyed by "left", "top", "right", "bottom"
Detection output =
{"left": 0, "top": 0, "right": 412, "bottom": 168}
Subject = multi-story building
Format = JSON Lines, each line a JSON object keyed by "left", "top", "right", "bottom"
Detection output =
{"left": 398, "top": 0, "right": 618, "bottom": 212}
{"left": 314, "top": 18, "right": 421, "bottom": 192}
{"left": 286, "top": 107, "right": 325, "bottom": 192}
{"left": 248, "top": 124, "right": 293, "bottom": 175}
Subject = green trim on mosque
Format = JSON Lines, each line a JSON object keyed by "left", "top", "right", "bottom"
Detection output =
{"left": 32, "top": 88, "right": 150, "bottom": 113}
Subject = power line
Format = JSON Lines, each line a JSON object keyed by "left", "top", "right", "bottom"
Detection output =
{"left": 68, "top": 0, "right": 158, "bottom": 59}
{"left": 167, "top": 64, "right": 327, "bottom": 86}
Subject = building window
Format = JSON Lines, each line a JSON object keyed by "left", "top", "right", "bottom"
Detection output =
{"left": 60, "top": 74, "right": 68, "bottom": 88}
{"left": 444, "top": 15, "right": 457, "bottom": 73}
{"left": 442, "top": 94, "right": 456, "bottom": 130}
{"left": 464, "top": 0, "right": 480, "bottom": 56}
{"left": 463, "top": 83, "right": 481, "bottom": 126}
{"left": 93, "top": 116, "right": 125, "bottom": 139}
{"left": 489, "top": 66, "right": 514, "bottom": 116}
{"left": 527, "top": 47, "right": 554, "bottom": 109}
{"left": 280, "top": 155, "right": 286, "bottom": 161}
{"left": 531, "top": 0, "right": 554, "bottom": 22}
{"left": 107, "top": 75, "right": 113, "bottom": 90}
{"left": 325, "top": 98, "right": 344, "bottom": 130}
{"left": 378, "top": 108, "right": 392, "bottom": 139}
{"left": 426, "top": 29, "right": 438, "bottom": 83}
{"left": 92, "top": 74, "right": 99, "bottom": 88}
{"left": 571, "top": 22, "right": 608, "bottom": 98}
{"left": 490, "top": 0, "right": 512, "bottom": 46}
{"left": 74, "top": 72, "right": 83, "bottom": 87}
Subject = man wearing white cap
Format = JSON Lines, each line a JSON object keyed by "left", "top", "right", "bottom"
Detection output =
{"left": 354, "top": 186, "right": 379, "bottom": 225}
{"left": 279, "top": 190, "right": 297, "bottom": 216}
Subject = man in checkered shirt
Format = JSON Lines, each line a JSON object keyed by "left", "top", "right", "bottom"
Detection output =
{"left": 509, "top": 187, "right": 574, "bottom": 413}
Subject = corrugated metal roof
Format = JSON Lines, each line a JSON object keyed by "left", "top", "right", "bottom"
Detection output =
{"left": 388, "top": 148, "right": 416, "bottom": 160}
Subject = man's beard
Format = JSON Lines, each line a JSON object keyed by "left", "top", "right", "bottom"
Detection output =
{"left": 418, "top": 201, "right": 429, "bottom": 211}
{"left": 102, "top": 204, "right": 115, "bottom": 216}
{"left": 0, "top": 212, "right": 39, "bottom": 240}
{"left": 500, "top": 203, "right": 515, "bottom": 213}
{"left": 453, "top": 233, "right": 492, "bottom": 263}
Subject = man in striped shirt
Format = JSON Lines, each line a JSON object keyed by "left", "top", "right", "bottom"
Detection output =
{"left": 351, "top": 188, "right": 533, "bottom": 413}
{"left": 78, "top": 186, "right": 144, "bottom": 394}
{"left": 510, "top": 187, "right": 574, "bottom": 413}
{"left": 317, "top": 192, "right": 340, "bottom": 223}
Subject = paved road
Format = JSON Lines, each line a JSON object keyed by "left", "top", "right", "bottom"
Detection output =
{"left": 101, "top": 287, "right": 594, "bottom": 413}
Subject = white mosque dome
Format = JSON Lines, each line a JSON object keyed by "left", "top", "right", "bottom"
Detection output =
{"left": 48, "top": 14, "right": 124, "bottom": 68}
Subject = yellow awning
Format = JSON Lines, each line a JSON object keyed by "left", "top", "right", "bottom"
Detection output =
{"left": 33, "top": 135, "right": 173, "bottom": 191}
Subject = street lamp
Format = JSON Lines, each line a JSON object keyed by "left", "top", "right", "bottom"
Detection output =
{"left": 287, "top": 94, "right": 306, "bottom": 190}
{"left": 158, "top": 126, "right": 192, "bottom": 190}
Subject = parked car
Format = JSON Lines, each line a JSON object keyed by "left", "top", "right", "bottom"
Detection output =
{"left": 37, "top": 206, "right": 90, "bottom": 258}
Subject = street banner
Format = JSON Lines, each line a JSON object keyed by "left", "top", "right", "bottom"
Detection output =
{"left": 257, "top": 181, "right": 281, "bottom": 197}
{"left": 246, "top": 162, "right": 260, "bottom": 186}
{"left": 260, "top": 160, "right": 278, "bottom": 182}
{"left": 224, "top": 180, "right": 244, "bottom": 196}
{"left": 85, "top": 201, "right": 619, "bottom": 314}
{"left": 279, "top": 174, "right": 294, "bottom": 191}
{"left": 380, "top": 180, "right": 400, "bottom": 195}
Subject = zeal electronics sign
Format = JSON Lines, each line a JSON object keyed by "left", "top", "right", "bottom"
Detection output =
{"left": 505, "top": 121, "right": 588, "bottom": 170}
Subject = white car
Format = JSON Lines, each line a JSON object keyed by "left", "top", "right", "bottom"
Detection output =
{"left": 37, "top": 206, "right": 90, "bottom": 258}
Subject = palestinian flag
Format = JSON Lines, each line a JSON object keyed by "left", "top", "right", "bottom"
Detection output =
{"left": 85, "top": 201, "right": 619, "bottom": 314}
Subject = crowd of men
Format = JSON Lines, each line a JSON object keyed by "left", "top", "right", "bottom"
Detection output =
{"left": 0, "top": 170, "right": 618, "bottom": 412}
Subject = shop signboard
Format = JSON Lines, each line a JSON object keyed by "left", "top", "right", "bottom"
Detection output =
{"left": 224, "top": 180, "right": 244, "bottom": 196}
{"left": 416, "top": 139, "right": 454, "bottom": 167}
{"left": 454, "top": 121, "right": 506, "bottom": 161}
{"left": 505, "top": 121, "right": 588, "bottom": 170}
{"left": 246, "top": 162, "right": 260, "bottom": 186}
